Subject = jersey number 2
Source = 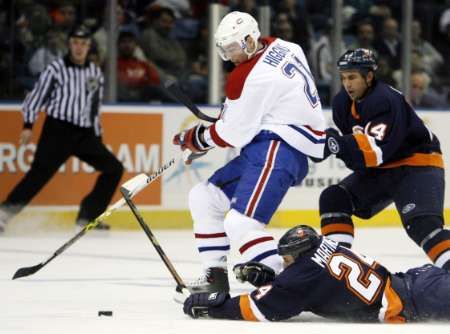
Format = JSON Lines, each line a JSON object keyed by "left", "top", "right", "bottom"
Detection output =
{"left": 326, "top": 253, "right": 383, "bottom": 304}
{"left": 282, "top": 56, "right": 320, "bottom": 108}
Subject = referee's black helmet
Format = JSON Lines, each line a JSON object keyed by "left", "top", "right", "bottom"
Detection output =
{"left": 69, "top": 25, "right": 91, "bottom": 39}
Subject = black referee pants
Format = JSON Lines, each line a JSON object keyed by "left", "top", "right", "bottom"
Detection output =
{"left": 3, "top": 117, "right": 124, "bottom": 223}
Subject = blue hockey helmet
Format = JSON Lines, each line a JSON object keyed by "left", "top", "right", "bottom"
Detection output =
{"left": 278, "top": 225, "right": 320, "bottom": 259}
{"left": 337, "top": 48, "right": 378, "bottom": 73}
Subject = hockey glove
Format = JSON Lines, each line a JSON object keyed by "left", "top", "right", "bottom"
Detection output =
{"left": 183, "top": 292, "right": 229, "bottom": 319}
{"left": 233, "top": 261, "right": 276, "bottom": 287}
{"left": 173, "top": 124, "right": 212, "bottom": 165}
{"left": 323, "top": 128, "right": 342, "bottom": 160}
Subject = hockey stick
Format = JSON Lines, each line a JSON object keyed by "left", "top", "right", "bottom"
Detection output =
{"left": 120, "top": 185, "right": 190, "bottom": 295}
{"left": 12, "top": 158, "right": 175, "bottom": 280}
{"left": 164, "top": 80, "right": 219, "bottom": 123}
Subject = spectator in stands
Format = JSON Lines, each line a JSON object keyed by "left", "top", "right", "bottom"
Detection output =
{"left": 28, "top": 29, "right": 65, "bottom": 76}
{"left": 148, "top": 0, "right": 192, "bottom": 19}
{"left": 376, "top": 55, "right": 396, "bottom": 87}
{"left": 374, "top": 17, "right": 401, "bottom": 70}
{"left": 411, "top": 20, "right": 444, "bottom": 77}
{"left": 231, "top": 0, "right": 258, "bottom": 18}
{"left": 435, "top": 23, "right": 450, "bottom": 96}
{"left": 439, "top": 2, "right": 450, "bottom": 35}
{"left": 93, "top": 3, "right": 144, "bottom": 66}
{"left": 15, "top": 3, "right": 52, "bottom": 51}
{"left": 410, "top": 71, "right": 447, "bottom": 109}
{"left": 274, "top": 0, "right": 313, "bottom": 53}
{"left": 184, "top": 21, "right": 209, "bottom": 103}
{"left": 141, "top": 7, "right": 186, "bottom": 79}
{"left": 117, "top": 31, "right": 162, "bottom": 102}
{"left": 310, "top": 22, "right": 345, "bottom": 85}
{"left": 272, "top": 12, "right": 294, "bottom": 42}
{"left": 50, "top": 2, "right": 77, "bottom": 38}
{"left": 348, "top": 19, "right": 376, "bottom": 53}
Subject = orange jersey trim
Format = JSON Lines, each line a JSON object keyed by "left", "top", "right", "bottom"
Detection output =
{"left": 382, "top": 277, "right": 406, "bottom": 323}
{"left": 351, "top": 101, "right": 361, "bottom": 120}
{"left": 322, "top": 223, "right": 354, "bottom": 236}
{"left": 353, "top": 133, "right": 378, "bottom": 167}
{"left": 427, "top": 240, "right": 450, "bottom": 262}
{"left": 379, "top": 152, "right": 444, "bottom": 169}
{"left": 239, "top": 295, "right": 258, "bottom": 321}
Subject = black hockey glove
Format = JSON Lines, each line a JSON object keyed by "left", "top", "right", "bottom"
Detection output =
{"left": 183, "top": 292, "right": 229, "bottom": 319}
{"left": 233, "top": 261, "right": 276, "bottom": 287}
{"left": 323, "top": 128, "right": 342, "bottom": 159}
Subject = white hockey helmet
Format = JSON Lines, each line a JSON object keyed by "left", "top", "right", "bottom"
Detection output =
{"left": 214, "top": 11, "right": 261, "bottom": 61}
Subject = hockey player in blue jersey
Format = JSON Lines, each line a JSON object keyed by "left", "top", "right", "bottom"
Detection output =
{"left": 319, "top": 48, "right": 450, "bottom": 270}
{"left": 183, "top": 225, "right": 450, "bottom": 323}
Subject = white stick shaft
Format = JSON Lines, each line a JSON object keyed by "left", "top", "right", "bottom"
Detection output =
{"left": 99, "top": 158, "right": 176, "bottom": 222}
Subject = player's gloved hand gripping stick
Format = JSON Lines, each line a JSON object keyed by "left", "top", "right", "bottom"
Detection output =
{"left": 12, "top": 159, "right": 175, "bottom": 280}
{"left": 165, "top": 80, "right": 219, "bottom": 165}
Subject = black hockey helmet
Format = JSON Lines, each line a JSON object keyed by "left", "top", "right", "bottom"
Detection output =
{"left": 278, "top": 225, "right": 321, "bottom": 259}
{"left": 337, "top": 48, "right": 378, "bottom": 74}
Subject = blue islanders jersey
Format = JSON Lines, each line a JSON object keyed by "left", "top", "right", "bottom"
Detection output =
{"left": 331, "top": 80, "right": 443, "bottom": 170}
{"left": 212, "top": 237, "right": 408, "bottom": 323}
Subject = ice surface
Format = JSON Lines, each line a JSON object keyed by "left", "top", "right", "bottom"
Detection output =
{"left": 1, "top": 228, "right": 449, "bottom": 334}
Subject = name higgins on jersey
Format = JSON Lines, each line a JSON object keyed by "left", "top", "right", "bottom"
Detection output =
{"left": 262, "top": 43, "right": 290, "bottom": 67}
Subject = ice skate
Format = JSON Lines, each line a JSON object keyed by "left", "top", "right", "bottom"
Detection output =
{"left": 187, "top": 267, "right": 230, "bottom": 294}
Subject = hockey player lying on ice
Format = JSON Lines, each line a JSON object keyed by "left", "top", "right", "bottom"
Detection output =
{"left": 183, "top": 225, "right": 450, "bottom": 323}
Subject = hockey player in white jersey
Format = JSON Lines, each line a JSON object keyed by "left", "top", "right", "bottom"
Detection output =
{"left": 173, "top": 11, "right": 326, "bottom": 293}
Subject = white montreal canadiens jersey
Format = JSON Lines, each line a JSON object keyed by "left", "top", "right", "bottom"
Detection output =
{"left": 209, "top": 37, "right": 326, "bottom": 158}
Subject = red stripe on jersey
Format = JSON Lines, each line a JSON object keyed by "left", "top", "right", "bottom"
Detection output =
{"left": 225, "top": 37, "right": 276, "bottom": 100}
{"left": 195, "top": 232, "right": 227, "bottom": 239}
{"left": 245, "top": 140, "right": 279, "bottom": 217}
{"left": 304, "top": 125, "right": 325, "bottom": 136}
{"left": 209, "top": 124, "right": 233, "bottom": 147}
{"left": 239, "top": 236, "right": 274, "bottom": 254}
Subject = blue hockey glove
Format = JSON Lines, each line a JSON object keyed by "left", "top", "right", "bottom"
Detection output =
{"left": 183, "top": 292, "right": 229, "bottom": 319}
{"left": 233, "top": 261, "right": 276, "bottom": 287}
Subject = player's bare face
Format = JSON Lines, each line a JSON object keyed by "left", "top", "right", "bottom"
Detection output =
{"left": 340, "top": 71, "right": 368, "bottom": 101}
{"left": 69, "top": 37, "right": 91, "bottom": 65}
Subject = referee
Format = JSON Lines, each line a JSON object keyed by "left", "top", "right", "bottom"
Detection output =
{"left": 0, "top": 25, "right": 123, "bottom": 232}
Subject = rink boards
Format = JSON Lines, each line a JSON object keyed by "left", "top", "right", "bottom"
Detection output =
{"left": 1, "top": 104, "right": 449, "bottom": 229}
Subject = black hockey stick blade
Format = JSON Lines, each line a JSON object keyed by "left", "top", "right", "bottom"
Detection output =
{"left": 164, "top": 80, "right": 219, "bottom": 123}
{"left": 12, "top": 263, "right": 45, "bottom": 280}
{"left": 11, "top": 222, "right": 93, "bottom": 280}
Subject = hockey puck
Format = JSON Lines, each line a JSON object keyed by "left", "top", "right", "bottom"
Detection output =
{"left": 98, "top": 311, "right": 113, "bottom": 317}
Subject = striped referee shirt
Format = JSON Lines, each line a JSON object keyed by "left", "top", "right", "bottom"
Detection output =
{"left": 22, "top": 55, "right": 104, "bottom": 135}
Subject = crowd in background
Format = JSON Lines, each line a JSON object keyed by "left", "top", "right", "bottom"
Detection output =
{"left": 0, "top": 0, "right": 449, "bottom": 108}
